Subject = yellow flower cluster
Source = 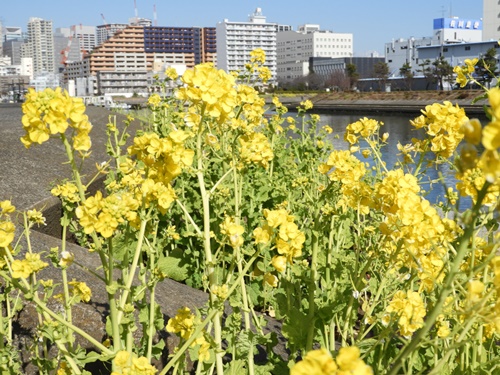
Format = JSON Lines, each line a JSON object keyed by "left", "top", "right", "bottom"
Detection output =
{"left": 177, "top": 63, "right": 237, "bottom": 124}
{"left": 290, "top": 347, "right": 373, "bottom": 375}
{"left": 11, "top": 252, "right": 48, "bottom": 279}
{"left": 453, "top": 58, "right": 478, "bottom": 88}
{"left": 384, "top": 290, "right": 426, "bottom": 338}
{"left": 344, "top": 117, "right": 382, "bottom": 145}
{"left": 0, "top": 200, "right": 15, "bottom": 248}
{"left": 68, "top": 279, "right": 92, "bottom": 303}
{"left": 455, "top": 87, "right": 500, "bottom": 204}
{"left": 51, "top": 182, "right": 81, "bottom": 203}
{"left": 375, "top": 170, "right": 459, "bottom": 291}
{"left": 220, "top": 216, "right": 245, "bottom": 248}
{"left": 166, "top": 307, "right": 211, "bottom": 361}
{"left": 111, "top": 351, "right": 157, "bottom": 375}
{"left": 410, "top": 101, "right": 467, "bottom": 158}
{"left": 75, "top": 190, "right": 139, "bottom": 238}
{"left": 254, "top": 208, "right": 305, "bottom": 267}
{"left": 319, "top": 150, "right": 372, "bottom": 214}
{"left": 21, "top": 88, "right": 92, "bottom": 151}
{"left": 166, "top": 306, "right": 195, "bottom": 340}
{"left": 238, "top": 132, "right": 274, "bottom": 168}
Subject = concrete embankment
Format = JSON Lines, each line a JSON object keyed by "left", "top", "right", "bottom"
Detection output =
{"left": 269, "top": 94, "right": 489, "bottom": 117}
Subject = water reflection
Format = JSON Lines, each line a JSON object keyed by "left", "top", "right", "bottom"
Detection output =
{"left": 304, "top": 112, "right": 472, "bottom": 209}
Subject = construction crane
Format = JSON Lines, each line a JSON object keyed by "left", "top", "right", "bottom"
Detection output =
{"left": 100, "top": 13, "right": 108, "bottom": 25}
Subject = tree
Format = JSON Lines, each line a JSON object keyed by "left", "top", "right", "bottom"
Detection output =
{"left": 326, "top": 70, "right": 350, "bottom": 91}
{"left": 475, "top": 47, "right": 498, "bottom": 88}
{"left": 432, "top": 56, "right": 454, "bottom": 90}
{"left": 417, "top": 59, "right": 435, "bottom": 90}
{"left": 399, "top": 62, "right": 414, "bottom": 91}
{"left": 373, "top": 61, "right": 390, "bottom": 91}
{"left": 346, "top": 63, "right": 359, "bottom": 90}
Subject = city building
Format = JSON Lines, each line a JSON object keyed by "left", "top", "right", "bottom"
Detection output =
{"left": 58, "top": 25, "right": 96, "bottom": 53}
{"left": 3, "top": 39, "right": 25, "bottom": 65}
{"left": 417, "top": 40, "right": 499, "bottom": 71}
{"left": 26, "top": 17, "right": 55, "bottom": 74}
{"left": 309, "top": 56, "right": 385, "bottom": 81}
{"left": 144, "top": 26, "right": 216, "bottom": 65}
{"left": 277, "top": 24, "right": 353, "bottom": 84}
{"left": 483, "top": 0, "right": 500, "bottom": 41}
{"left": 96, "top": 23, "right": 128, "bottom": 46}
{"left": 3, "top": 26, "right": 23, "bottom": 42}
{"left": 216, "top": 8, "right": 277, "bottom": 83}
{"left": 66, "top": 24, "right": 213, "bottom": 96}
{"left": 385, "top": 17, "right": 483, "bottom": 76}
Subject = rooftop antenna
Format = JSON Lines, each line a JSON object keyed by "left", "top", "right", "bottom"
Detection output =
{"left": 153, "top": 4, "right": 157, "bottom": 26}
{"left": 134, "top": 0, "right": 139, "bottom": 23}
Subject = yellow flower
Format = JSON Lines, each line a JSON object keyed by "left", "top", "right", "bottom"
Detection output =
{"left": 461, "top": 118, "right": 482, "bottom": 145}
{"left": 51, "top": 182, "right": 80, "bottom": 203}
{"left": 253, "top": 225, "right": 273, "bottom": 244}
{"left": 263, "top": 209, "right": 289, "bottom": 228}
{"left": 59, "top": 251, "right": 74, "bottom": 268}
{"left": 147, "top": 93, "right": 161, "bottom": 107}
{"left": 11, "top": 259, "right": 33, "bottom": 279}
{"left": 290, "top": 348, "right": 337, "bottom": 375}
{"left": 131, "top": 357, "right": 157, "bottom": 375}
{"left": 68, "top": 280, "right": 92, "bottom": 302}
{"left": 27, "top": 209, "right": 46, "bottom": 226}
{"left": 300, "top": 100, "right": 313, "bottom": 110}
{"left": 271, "top": 255, "right": 287, "bottom": 273}
{"left": 257, "top": 66, "right": 272, "bottom": 83}
{"left": 336, "top": 346, "right": 372, "bottom": 374}
{"left": 482, "top": 120, "right": 500, "bottom": 150}
{"left": 220, "top": 217, "right": 245, "bottom": 248}
{"left": 166, "top": 307, "right": 195, "bottom": 340}
{"left": 250, "top": 48, "right": 266, "bottom": 64}
{"left": 165, "top": 67, "right": 178, "bottom": 80}
{"left": 114, "top": 350, "right": 131, "bottom": 369}
{"left": 263, "top": 272, "right": 278, "bottom": 288}
{"left": 0, "top": 220, "right": 15, "bottom": 248}
{"left": 0, "top": 200, "right": 15, "bottom": 215}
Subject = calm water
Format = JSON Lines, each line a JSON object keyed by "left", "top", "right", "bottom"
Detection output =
{"left": 306, "top": 112, "right": 472, "bottom": 209}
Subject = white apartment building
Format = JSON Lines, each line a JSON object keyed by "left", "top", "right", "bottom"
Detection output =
{"left": 277, "top": 24, "right": 353, "bottom": 83}
{"left": 216, "top": 8, "right": 277, "bottom": 83}
{"left": 483, "top": 0, "right": 500, "bottom": 41}
{"left": 26, "top": 17, "right": 54, "bottom": 74}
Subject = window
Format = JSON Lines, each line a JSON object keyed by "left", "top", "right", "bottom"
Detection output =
{"left": 443, "top": 47, "right": 448, "bottom": 52}
{"left": 465, "top": 46, "right": 470, "bottom": 51}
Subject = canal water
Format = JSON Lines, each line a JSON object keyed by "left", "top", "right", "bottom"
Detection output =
{"left": 305, "top": 111, "right": 481, "bottom": 210}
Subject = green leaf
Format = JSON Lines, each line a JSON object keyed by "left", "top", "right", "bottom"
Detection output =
{"left": 157, "top": 248, "right": 189, "bottom": 282}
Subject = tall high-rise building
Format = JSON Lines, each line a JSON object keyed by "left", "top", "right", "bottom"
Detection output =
{"left": 277, "top": 24, "right": 353, "bottom": 83}
{"left": 26, "top": 17, "right": 54, "bottom": 74}
{"left": 483, "top": 0, "right": 500, "bottom": 41}
{"left": 216, "top": 8, "right": 277, "bottom": 82}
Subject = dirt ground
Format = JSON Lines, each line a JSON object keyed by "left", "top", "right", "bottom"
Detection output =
{"left": 315, "top": 89, "right": 485, "bottom": 102}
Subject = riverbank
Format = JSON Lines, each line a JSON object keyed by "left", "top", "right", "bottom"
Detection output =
{"left": 270, "top": 90, "right": 488, "bottom": 116}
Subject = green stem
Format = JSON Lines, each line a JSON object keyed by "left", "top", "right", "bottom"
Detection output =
{"left": 160, "top": 246, "right": 263, "bottom": 375}
{"left": 116, "top": 219, "right": 149, "bottom": 325}
{"left": 305, "top": 209, "right": 321, "bottom": 351}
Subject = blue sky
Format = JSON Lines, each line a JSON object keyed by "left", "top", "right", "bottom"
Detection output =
{"left": 1, "top": 0, "right": 483, "bottom": 56}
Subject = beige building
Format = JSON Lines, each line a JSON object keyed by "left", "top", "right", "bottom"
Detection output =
{"left": 483, "top": 0, "right": 499, "bottom": 41}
